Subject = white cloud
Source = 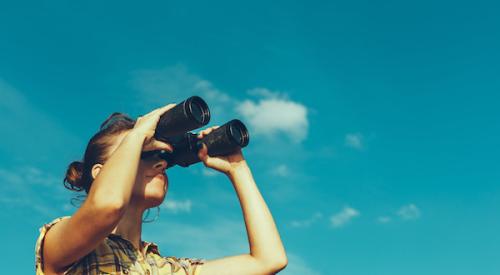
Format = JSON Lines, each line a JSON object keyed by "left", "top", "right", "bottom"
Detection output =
{"left": 132, "top": 67, "right": 310, "bottom": 144}
{"left": 290, "top": 212, "right": 323, "bottom": 228}
{"left": 131, "top": 65, "right": 236, "bottom": 124}
{"left": 330, "top": 206, "right": 360, "bottom": 228}
{"left": 397, "top": 204, "right": 421, "bottom": 220}
{"left": 201, "top": 168, "right": 219, "bottom": 177}
{"left": 194, "top": 80, "right": 232, "bottom": 104}
{"left": 131, "top": 66, "right": 312, "bottom": 204}
{"left": 131, "top": 65, "right": 201, "bottom": 102}
{"left": 345, "top": 133, "right": 363, "bottom": 150}
{"left": 162, "top": 198, "right": 193, "bottom": 214}
{"left": 0, "top": 166, "right": 67, "bottom": 218}
{"left": 282, "top": 253, "right": 322, "bottom": 275}
{"left": 377, "top": 216, "right": 392, "bottom": 224}
{"left": 247, "top": 87, "right": 288, "bottom": 100}
{"left": 236, "top": 89, "right": 308, "bottom": 143}
{"left": 271, "top": 164, "right": 290, "bottom": 177}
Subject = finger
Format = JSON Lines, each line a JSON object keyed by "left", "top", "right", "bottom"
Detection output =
{"left": 197, "top": 143, "right": 208, "bottom": 161}
{"left": 154, "top": 103, "right": 176, "bottom": 114}
{"left": 142, "top": 104, "right": 175, "bottom": 118}
{"left": 198, "top": 132, "right": 209, "bottom": 138}
{"left": 198, "top": 126, "right": 218, "bottom": 138}
{"left": 206, "top": 126, "right": 219, "bottom": 134}
{"left": 199, "top": 130, "right": 209, "bottom": 137}
{"left": 197, "top": 130, "right": 207, "bottom": 138}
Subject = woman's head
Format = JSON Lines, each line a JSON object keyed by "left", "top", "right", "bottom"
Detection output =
{"left": 64, "top": 112, "right": 169, "bottom": 209}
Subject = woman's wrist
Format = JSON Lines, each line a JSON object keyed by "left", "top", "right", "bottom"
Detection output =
{"left": 226, "top": 161, "right": 251, "bottom": 178}
{"left": 125, "top": 130, "right": 147, "bottom": 144}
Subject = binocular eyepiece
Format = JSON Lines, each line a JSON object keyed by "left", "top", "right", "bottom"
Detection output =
{"left": 141, "top": 96, "right": 250, "bottom": 168}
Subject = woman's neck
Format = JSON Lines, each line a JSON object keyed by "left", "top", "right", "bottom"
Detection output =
{"left": 111, "top": 201, "right": 145, "bottom": 253}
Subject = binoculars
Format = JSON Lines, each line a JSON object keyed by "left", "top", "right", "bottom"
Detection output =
{"left": 140, "top": 96, "right": 250, "bottom": 168}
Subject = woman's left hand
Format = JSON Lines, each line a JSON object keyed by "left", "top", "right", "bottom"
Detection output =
{"left": 197, "top": 126, "right": 247, "bottom": 175}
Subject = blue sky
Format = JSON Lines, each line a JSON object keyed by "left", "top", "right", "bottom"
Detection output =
{"left": 1, "top": 1, "right": 499, "bottom": 274}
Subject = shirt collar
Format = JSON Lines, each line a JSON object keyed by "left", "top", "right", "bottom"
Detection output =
{"left": 108, "top": 233, "right": 161, "bottom": 255}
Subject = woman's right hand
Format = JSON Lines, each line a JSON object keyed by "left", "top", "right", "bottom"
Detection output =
{"left": 130, "top": 104, "right": 176, "bottom": 152}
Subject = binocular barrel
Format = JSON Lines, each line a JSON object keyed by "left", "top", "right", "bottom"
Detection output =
{"left": 142, "top": 95, "right": 250, "bottom": 168}
{"left": 154, "top": 96, "right": 211, "bottom": 142}
{"left": 163, "top": 119, "right": 250, "bottom": 168}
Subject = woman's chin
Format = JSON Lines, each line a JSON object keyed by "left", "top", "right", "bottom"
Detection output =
{"left": 143, "top": 192, "right": 166, "bottom": 208}
{"left": 140, "top": 177, "right": 168, "bottom": 206}
{"left": 146, "top": 187, "right": 167, "bottom": 203}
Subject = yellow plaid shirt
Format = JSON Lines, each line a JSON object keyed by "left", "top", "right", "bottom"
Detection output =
{"left": 35, "top": 216, "right": 205, "bottom": 275}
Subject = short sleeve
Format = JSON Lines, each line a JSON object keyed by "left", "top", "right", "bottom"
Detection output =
{"left": 34, "top": 216, "right": 71, "bottom": 274}
{"left": 163, "top": 256, "right": 206, "bottom": 275}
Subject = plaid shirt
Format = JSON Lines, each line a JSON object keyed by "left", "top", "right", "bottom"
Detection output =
{"left": 35, "top": 216, "right": 205, "bottom": 275}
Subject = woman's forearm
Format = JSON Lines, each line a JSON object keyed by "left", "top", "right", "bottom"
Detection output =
{"left": 88, "top": 131, "right": 145, "bottom": 210}
{"left": 227, "top": 161, "right": 288, "bottom": 268}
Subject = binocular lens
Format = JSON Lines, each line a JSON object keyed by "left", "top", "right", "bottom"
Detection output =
{"left": 187, "top": 96, "right": 210, "bottom": 125}
{"left": 154, "top": 96, "right": 211, "bottom": 140}
{"left": 229, "top": 120, "right": 249, "bottom": 147}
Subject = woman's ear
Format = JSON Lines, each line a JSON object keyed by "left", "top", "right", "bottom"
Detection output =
{"left": 91, "top": 164, "right": 103, "bottom": 180}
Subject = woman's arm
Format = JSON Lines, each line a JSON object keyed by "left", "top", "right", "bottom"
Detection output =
{"left": 195, "top": 128, "right": 288, "bottom": 275}
{"left": 42, "top": 105, "right": 174, "bottom": 274}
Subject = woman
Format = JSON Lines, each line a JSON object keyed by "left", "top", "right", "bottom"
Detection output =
{"left": 35, "top": 104, "right": 288, "bottom": 274}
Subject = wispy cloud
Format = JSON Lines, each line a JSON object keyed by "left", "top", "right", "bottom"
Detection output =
{"left": 284, "top": 253, "right": 322, "bottom": 275}
{"left": 236, "top": 88, "right": 308, "bottom": 143}
{"left": 270, "top": 164, "right": 290, "bottom": 177}
{"left": 397, "top": 204, "right": 421, "bottom": 221}
{"left": 131, "top": 65, "right": 237, "bottom": 125}
{"left": 148, "top": 217, "right": 320, "bottom": 274}
{"left": 376, "top": 204, "right": 422, "bottom": 224}
{"left": 162, "top": 198, "right": 193, "bottom": 214}
{"left": 345, "top": 133, "right": 363, "bottom": 150}
{"left": 330, "top": 206, "right": 360, "bottom": 228}
{"left": 201, "top": 168, "right": 219, "bottom": 177}
{"left": 290, "top": 212, "right": 323, "bottom": 228}
{"left": 377, "top": 216, "right": 392, "bottom": 224}
{"left": 132, "top": 67, "right": 310, "bottom": 144}
{"left": 147, "top": 218, "right": 248, "bottom": 258}
{"left": 0, "top": 166, "right": 67, "bottom": 218}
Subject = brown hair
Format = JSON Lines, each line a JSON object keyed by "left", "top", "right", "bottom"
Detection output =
{"left": 63, "top": 112, "right": 136, "bottom": 194}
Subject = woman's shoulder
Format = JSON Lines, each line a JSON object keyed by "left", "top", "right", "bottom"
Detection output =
{"left": 35, "top": 216, "right": 72, "bottom": 274}
{"left": 38, "top": 216, "right": 72, "bottom": 232}
{"left": 35, "top": 215, "right": 72, "bottom": 251}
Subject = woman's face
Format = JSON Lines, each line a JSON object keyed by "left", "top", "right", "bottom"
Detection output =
{"left": 109, "top": 131, "right": 170, "bottom": 209}
{"left": 135, "top": 150, "right": 169, "bottom": 209}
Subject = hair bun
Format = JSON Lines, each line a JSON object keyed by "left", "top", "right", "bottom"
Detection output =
{"left": 100, "top": 112, "right": 135, "bottom": 130}
{"left": 63, "top": 161, "right": 85, "bottom": 191}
